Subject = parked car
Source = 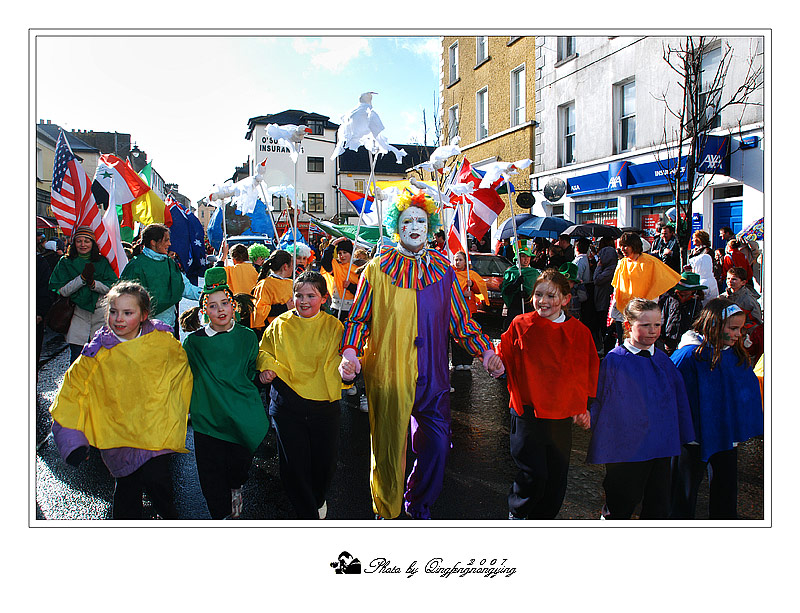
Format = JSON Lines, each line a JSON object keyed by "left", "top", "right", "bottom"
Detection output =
{"left": 468, "top": 252, "right": 513, "bottom": 314}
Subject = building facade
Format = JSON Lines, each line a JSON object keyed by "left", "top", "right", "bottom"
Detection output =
{"left": 440, "top": 35, "right": 537, "bottom": 231}
{"left": 531, "top": 35, "right": 764, "bottom": 249}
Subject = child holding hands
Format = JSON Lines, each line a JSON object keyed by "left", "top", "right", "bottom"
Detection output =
{"left": 182, "top": 268, "right": 270, "bottom": 519}
{"left": 257, "top": 271, "right": 355, "bottom": 519}
{"left": 496, "top": 269, "right": 599, "bottom": 520}
{"left": 586, "top": 298, "right": 695, "bottom": 519}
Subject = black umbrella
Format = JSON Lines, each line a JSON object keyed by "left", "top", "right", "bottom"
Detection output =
{"left": 562, "top": 223, "right": 622, "bottom": 239}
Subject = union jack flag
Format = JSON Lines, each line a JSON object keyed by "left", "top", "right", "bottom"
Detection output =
{"left": 50, "top": 130, "right": 121, "bottom": 274}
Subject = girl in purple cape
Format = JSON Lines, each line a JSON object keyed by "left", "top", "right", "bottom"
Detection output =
{"left": 586, "top": 298, "right": 695, "bottom": 519}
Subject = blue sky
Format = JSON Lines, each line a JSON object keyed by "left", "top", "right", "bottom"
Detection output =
{"left": 36, "top": 35, "right": 442, "bottom": 203}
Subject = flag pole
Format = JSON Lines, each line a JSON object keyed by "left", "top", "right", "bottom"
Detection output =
{"left": 503, "top": 176, "right": 525, "bottom": 315}
{"left": 292, "top": 161, "right": 299, "bottom": 284}
{"left": 257, "top": 183, "right": 281, "bottom": 246}
{"left": 337, "top": 151, "right": 375, "bottom": 320}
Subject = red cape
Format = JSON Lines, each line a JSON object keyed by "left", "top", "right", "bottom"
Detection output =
{"left": 497, "top": 312, "right": 599, "bottom": 418}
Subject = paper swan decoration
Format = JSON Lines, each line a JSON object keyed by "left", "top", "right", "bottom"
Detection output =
{"left": 409, "top": 137, "right": 461, "bottom": 173}
{"left": 266, "top": 124, "right": 311, "bottom": 164}
{"left": 478, "top": 158, "right": 533, "bottom": 189}
{"left": 330, "top": 92, "right": 406, "bottom": 164}
{"left": 208, "top": 158, "right": 269, "bottom": 215}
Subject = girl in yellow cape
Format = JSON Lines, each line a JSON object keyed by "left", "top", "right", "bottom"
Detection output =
{"left": 49, "top": 281, "right": 193, "bottom": 519}
{"left": 257, "top": 271, "right": 356, "bottom": 519}
{"left": 251, "top": 250, "right": 295, "bottom": 336}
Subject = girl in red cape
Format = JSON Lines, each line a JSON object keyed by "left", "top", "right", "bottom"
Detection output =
{"left": 496, "top": 269, "right": 599, "bottom": 519}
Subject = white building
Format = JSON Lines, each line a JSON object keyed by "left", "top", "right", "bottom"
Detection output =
{"left": 530, "top": 35, "right": 764, "bottom": 250}
{"left": 245, "top": 110, "right": 340, "bottom": 229}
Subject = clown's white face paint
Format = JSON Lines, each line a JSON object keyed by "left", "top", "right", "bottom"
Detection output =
{"left": 398, "top": 206, "right": 428, "bottom": 253}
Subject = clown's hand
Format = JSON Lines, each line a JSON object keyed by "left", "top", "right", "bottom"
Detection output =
{"left": 482, "top": 349, "right": 505, "bottom": 378}
{"left": 259, "top": 370, "right": 277, "bottom": 384}
{"left": 339, "top": 348, "right": 361, "bottom": 380}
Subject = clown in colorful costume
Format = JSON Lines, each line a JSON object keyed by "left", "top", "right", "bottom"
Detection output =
{"left": 50, "top": 319, "right": 192, "bottom": 476}
{"left": 339, "top": 191, "right": 503, "bottom": 519}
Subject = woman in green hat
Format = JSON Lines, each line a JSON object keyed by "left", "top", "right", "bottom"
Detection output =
{"left": 49, "top": 226, "right": 119, "bottom": 362}
{"left": 659, "top": 271, "right": 706, "bottom": 354}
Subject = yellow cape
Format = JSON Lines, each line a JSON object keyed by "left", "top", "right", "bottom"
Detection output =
{"left": 50, "top": 331, "right": 192, "bottom": 452}
{"left": 257, "top": 310, "right": 345, "bottom": 402}
{"left": 612, "top": 253, "right": 682, "bottom": 312}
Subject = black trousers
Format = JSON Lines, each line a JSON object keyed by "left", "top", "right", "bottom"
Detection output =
{"left": 450, "top": 336, "right": 473, "bottom": 367}
{"left": 193, "top": 431, "right": 254, "bottom": 519}
{"left": 508, "top": 411, "right": 572, "bottom": 519}
{"left": 270, "top": 378, "right": 341, "bottom": 519}
{"left": 671, "top": 444, "right": 738, "bottom": 519}
{"left": 602, "top": 457, "right": 671, "bottom": 519}
{"left": 112, "top": 454, "right": 177, "bottom": 520}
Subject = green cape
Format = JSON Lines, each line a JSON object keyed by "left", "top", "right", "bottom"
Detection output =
{"left": 120, "top": 253, "right": 185, "bottom": 315}
{"left": 48, "top": 255, "right": 119, "bottom": 312}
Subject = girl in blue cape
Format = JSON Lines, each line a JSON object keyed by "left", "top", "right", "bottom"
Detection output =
{"left": 586, "top": 298, "right": 694, "bottom": 519}
{"left": 669, "top": 298, "right": 763, "bottom": 519}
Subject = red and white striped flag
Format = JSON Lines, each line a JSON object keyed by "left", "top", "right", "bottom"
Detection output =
{"left": 449, "top": 158, "right": 506, "bottom": 241}
{"left": 50, "top": 130, "right": 122, "bottom": 275}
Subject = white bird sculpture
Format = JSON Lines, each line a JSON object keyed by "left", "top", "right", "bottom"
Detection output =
{"left": 331, "top": 92, "right": 407, "bottom": 164}
{"left": 266, "top": 124, "right": 311, "bottom": 163}
{"left": 410, "top": 137, "right": 462, "bottom": 173}
{"left": 478, "top": 158, "right": 533, "bottom": 189}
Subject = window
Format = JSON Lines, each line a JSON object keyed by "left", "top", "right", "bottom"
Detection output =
{"left": 632, "top": 193, "right": 676, "bottom": 240}
{"left": 307, "top": 156, "right": 324, "bottom": 173}
{"left": 700, "top": 44, "right": 723, "bottom": 130}
{"left": 37, "top": 147, "right": 43, "bottom": 179}
{"left": 307, "top": 119, "right": 325, "bottom": 135}
{"left": 448, "top": 104, "right": 459, "bottom": 142}
{"left": 448, "top": 41, "right": 459, "bottom": 84}
{"left": 476, "top": 87, "right": 488, "bottom": 140}
{"left": 272, "top": 195, "right": 285, "bottom": 211}
{"left": 307, "top": 193, "right": 324, "bottom": 213}
{"left": 476, "top": 36, "right": 488, "bottom": 64}
{"left": 713, "top": 185, "right": 743, "bottom": 200}
{"left": 354, "top": 179, "right": 365, "bottom": 193}
{"left": 557, "top": 37, "right": 576, "bottom": 62}
{"left": 576, "top": 199, "right": 618, "bottom": 225}
{"left": 510, "top": 65, "right": 526, "bottom": 127}
{"left": 616, "top": 79, "right": 636, "bottom": 152}
{"left": 560, "top": 102, "right": 576, "bottom": 165}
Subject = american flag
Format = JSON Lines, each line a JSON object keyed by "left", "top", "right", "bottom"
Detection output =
{"left": 50, "top": 130, "right": 121, "bottom": 274}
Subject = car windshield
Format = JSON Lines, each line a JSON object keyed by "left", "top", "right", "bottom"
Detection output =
{"left": 469, "top": 255, "right": 512, "bottom": 276}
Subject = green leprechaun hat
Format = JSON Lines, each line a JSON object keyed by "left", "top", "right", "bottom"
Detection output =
{"left": 202, "top": 266, "right": 231, "bottom": 295}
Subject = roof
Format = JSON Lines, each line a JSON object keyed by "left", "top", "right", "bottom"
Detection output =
{"left": 245, "top": 110, "right": 339, "bottom": 140}
{"left": 36, "top": 122, "right": 100, "bottom": 154}
{"left": 336, "top": 143, "right": 436, "bottom": 174}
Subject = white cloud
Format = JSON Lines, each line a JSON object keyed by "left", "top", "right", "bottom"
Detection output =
{"left": 291, "top": 37, "right": 371, "bottom": 73}
{"left": 395, "top": 37, "right": 440, "bottom": 73}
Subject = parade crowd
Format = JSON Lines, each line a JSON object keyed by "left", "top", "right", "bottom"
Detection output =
{"left": 36, "top": 193, "right": 764, "bottom": 521}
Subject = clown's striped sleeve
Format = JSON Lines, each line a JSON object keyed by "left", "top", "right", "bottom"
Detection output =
{"left": 450, "top": 276, "right": 493, "bottom": 357}
{"left": 340, "top": 273, "right": 373, "bottom": 356}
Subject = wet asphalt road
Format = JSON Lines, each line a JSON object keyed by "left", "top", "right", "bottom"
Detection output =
{"left": 34, "top": 309, "right": 764, "bottom": 521}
